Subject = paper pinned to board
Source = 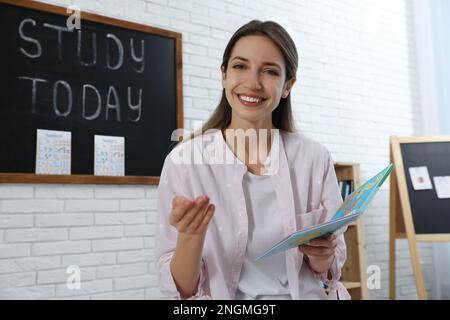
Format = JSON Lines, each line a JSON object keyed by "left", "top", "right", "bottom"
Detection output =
{"left": 408, "top": 166, "right": 433, "bottom": 191}
{"left": 433, "top": 176, "right": 450, "bottom": 199}
{"left": 94, "top": 135, "right": 125, "bottom": 176}
{"left": 35, "top": 129, "right": 71, "bottom": 175}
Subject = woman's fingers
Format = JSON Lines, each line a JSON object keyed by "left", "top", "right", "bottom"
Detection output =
{"left": 169, "top": 195, "right": 215, "bottom": 235}
{"left": 198, "top": 204, "right": 215, "bottom": 231}
{"left": 172, "top": 195, "right": 187, "bottom": 208}
{"left": 299, "top": 244, "right": 335, "bottom": 258}
{"left": 307, "top": 236, "right": 337, "bottom": 248}
{"left": 169, "top": 198, "right": 194, "bottom": 226}
{"left": 185, "top": 198, "right": 211, "bottom": 233}
{"left": 176, "top": 196, "right": 209, "bottom": 233}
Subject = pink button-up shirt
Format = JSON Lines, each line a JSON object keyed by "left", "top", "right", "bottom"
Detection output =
{"left": 155, "top": 129, "right": 351, "bottom": 300}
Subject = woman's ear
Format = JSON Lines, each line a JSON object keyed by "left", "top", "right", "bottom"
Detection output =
{"left": 282, "top": 77, "right": 296, "bottom": 98}
{"left": 221, "top": 66, "right": 226, "bottom": 87}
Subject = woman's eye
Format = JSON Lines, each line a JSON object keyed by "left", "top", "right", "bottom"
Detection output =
{"left": 265, "top": 69, "right": 279, "bottom": 76}
{"left": 232, "top": 64, "right": 244, "bottom": 69}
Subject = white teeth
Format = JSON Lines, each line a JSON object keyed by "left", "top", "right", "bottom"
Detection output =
{"left": 239, "top": 95, "right": 261, "bottom": 103}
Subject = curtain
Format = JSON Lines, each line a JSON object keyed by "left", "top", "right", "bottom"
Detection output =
{"left": 430, "top": 0, "right": 450, "bottom": 300}
{"left": 414, "top": 0, "right": 450, "bottom": 299}
{"left": 432, "top": 0, "right": 450, "bottom": 135}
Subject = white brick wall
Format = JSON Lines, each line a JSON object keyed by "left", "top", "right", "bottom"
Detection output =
{"left": 0, "top": 0, "right": 433, "bottom": 299}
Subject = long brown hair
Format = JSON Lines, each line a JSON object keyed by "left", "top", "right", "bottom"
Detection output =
{"left": 184, "top": 20, "right": 298, "bottom": 142}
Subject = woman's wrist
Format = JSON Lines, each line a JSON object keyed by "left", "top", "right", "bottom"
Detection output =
{"left": 177, "top": 231, "right": 206, "bottom": 247}
{"left": 304, "top": 254, "right": 335, "bottom": 275}
{"left": 171, "top": 232, "right": 206, "bottom": 298}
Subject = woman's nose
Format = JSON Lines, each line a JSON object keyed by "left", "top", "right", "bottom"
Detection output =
{"left": 243, "top": 71, "right": 262, "bottom": 90}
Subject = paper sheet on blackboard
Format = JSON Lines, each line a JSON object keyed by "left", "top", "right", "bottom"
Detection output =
{"left": 433, "top": 176, "right": 450, "bottom": 199}
{"left": 35, "top": 129, "right": 71, "bottom": 175}
{"left": 94, "top": 135, "right": 125, "bottom": 176}
{"left": 409, "top": 166, "right": 433, "bottom": 191}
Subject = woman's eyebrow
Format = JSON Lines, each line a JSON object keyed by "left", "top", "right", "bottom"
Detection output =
{"left": 230, "top": 56, "right": 282, "bottom": 70}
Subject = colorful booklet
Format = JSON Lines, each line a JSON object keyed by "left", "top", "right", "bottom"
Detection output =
{"left": 255, "top": 163, "right": 394, "bottom": 261}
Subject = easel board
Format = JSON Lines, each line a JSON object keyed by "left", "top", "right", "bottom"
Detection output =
{"left": 389, "top": 135, "right": 450, "bottom": 300}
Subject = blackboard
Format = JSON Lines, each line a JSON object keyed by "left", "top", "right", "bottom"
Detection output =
{"left": 400, "top": 141, "right": 450, "bottom": 234}
{"left": 0, "top": 0, "right": 183, "bottom": 184}
{"left": 389, "top": 136, "right": 450, "bottom": 299}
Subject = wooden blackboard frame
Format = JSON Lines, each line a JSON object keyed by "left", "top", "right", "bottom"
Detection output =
{"left": 0, "top": 0, "right": 183, "bottom": 185}
{"left": 389, "top": 135, "right": 450, "bottom": 300}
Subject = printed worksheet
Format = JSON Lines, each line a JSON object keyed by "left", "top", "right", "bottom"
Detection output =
{"left": 35, "top": 129, "right": 71, "bottom": 175}
{"left": 408, "top": 166, "right": 433, "bottom": 191}
{"left": 433, "top": 176, "right": 450, "bottom": 199}
{"left": 94, "top": 135, "right": 125, "bottom": 176}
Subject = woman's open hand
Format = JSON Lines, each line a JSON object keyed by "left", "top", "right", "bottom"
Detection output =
{"left": 169, "top": 195, "right": 215, "bottom": 237}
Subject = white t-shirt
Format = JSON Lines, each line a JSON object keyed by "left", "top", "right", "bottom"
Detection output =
{"left": 235, "top": 170, "right": 292, "bottom": 300}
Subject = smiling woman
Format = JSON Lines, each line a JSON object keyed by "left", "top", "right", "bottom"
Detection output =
{"left": 222, "top": 35, "right": 295, "bottom": 125}
{"left": 185, "top": 21, "right": 298, "bottom": 176}
{"left": 195, "top": 20, "right": 298, "bottom": 140}
{"left": 155, "top": 20, "right": 350, "bottom": 301}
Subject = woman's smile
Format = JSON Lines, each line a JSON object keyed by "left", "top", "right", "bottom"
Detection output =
{"left": 236, "top": 93, "right": 267, "bottom": 107}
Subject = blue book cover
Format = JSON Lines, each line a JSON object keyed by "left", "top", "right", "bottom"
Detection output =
{"left": 255, "top": 163, "right": 394, "bottom": 261}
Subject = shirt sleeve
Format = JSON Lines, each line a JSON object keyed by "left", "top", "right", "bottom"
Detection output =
{"left": 313, "top": 149, "right": 348, "bottom": 291}
{"left": 154, "top": 155, "right": 211, "bottom": 300}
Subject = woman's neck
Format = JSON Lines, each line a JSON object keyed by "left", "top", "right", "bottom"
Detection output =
{"left": 226, "top": 117, "right": 273, "bottom": 132}
{"left": 223, "top": 119, "right": 274, "bottom": 174}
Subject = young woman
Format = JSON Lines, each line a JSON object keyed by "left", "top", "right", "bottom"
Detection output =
{"left": 155, "top": 20, "right": 351, "bottom": 300}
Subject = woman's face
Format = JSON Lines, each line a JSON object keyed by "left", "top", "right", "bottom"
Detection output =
{"left": 221, "top": 35, "right": 295, "bottom": 128}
